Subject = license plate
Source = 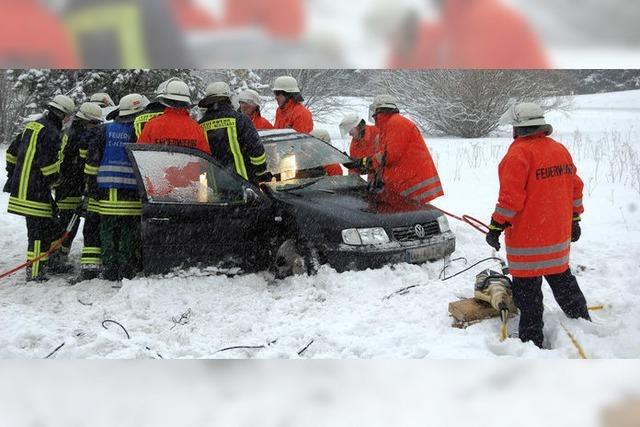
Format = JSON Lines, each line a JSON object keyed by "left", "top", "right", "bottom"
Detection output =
{"left": 406, "top": 247, "right": 434, "bottom": 263}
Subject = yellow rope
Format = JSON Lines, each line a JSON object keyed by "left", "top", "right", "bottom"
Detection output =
{"left": 500, "top": 321, "right": 508, "bottom": 341}
{"left": 560, "top": 323, "right": 587, "bottom": 359}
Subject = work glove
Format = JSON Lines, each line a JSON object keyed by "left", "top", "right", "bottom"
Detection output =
{"left": 485, "top": 219, "right": 507, "bottom": 251}
{"left": 571, "top": 215, "right": 581, "bottom": 242}
{"left": 345, "top": 157, "right": 371, "bottom": 175}
{"left": 254, "top": 170, "right": 274, "bottom": 183}
{"left": 354, "top": 157, "right": 371, "bottom": 175}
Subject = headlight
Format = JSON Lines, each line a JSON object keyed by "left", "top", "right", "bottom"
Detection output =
{"left": 437, "top": 215, "right": 450, "bottom": 233}
{"left": 342, "top": 228, "right": 390, "bottom": 245}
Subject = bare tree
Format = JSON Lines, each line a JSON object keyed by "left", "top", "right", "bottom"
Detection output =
{"left": 374, "top": 70, "right": 574, "bottom": 138}
{"left": 0, "top": 70, "right": 31, "bottom": 145}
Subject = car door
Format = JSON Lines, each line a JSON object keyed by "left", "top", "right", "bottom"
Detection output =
{"left": 126, "top": 144, "right": 273, "bottom": 275}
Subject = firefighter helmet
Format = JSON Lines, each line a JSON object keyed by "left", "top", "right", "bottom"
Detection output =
{"left": 500, "top": 103, "right": 548, "bottom": 127}
{"left": 368, "top": 95, "right": 398, "bottom": 119}
{"left": 310, "top": 128, "right": 331, "bottom": 144}
{"left": 119, "top": 94, "right": 147, "bottom": 116}
{"left": 89, "top": 93, "right": 115, "bottom": 108}
{"left": 273, "top": 75, "right": 301, "bottom": 93}
{"left": 76, "top": 102, "right": 104, "bottom": 122}
{"left": 48, "top": 95, "right": 76, "bottom": 116}
{"left": 238, "top": 89, "right": 262, "bottom": 107}
{"left": 156, "top": 78, "right": 192, "bottom": 105}
{"left": 204, "top": 81, "right": 232, "bottom": 99}
{"left": 339, "top": 113, "right": 362, "bottom": 138}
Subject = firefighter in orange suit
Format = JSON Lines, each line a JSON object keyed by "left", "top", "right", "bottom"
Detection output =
{"left": 273, "top": 76, "right": 313, "bottom": 133}
{"left": 368, "top": 95, "right": 443, "bottom": 204}
{"left": 486, "top": 103, "right": 590, "bottom": 348}
{"left": 339, "top": 113, "right": 379, "bottom": 178}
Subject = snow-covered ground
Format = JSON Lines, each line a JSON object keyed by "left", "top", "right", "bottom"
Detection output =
{"left": 1, "top": 361, "right": 640, "bottom": 426}
{"left": 1, "top": 90, "right": 639, "bottom": 359}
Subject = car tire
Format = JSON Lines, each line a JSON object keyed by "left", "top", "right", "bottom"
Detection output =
{"left": 274, "top": 239, "right": 313, "bottom": 279}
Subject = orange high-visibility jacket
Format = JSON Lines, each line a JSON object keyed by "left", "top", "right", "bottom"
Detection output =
{"left": 224, "top": 0, "right": 305, "bottom": 39}
{"left": 492, "top": 133, "right": 584, "bottom": 277}
{"left": 373, "top": 112, "right": 443, "bottom": 203}
{"left": 349, "top": 125, "right": 380, "bottom": 176}
{"left": 1, "top": 0, "right": 79, "bottom": 67}
{"left": 137, "top": 108, "right": 211, "bottom": 155}
{"left": 440, "top": 0, "right": 548, "bottom": 68}
{"left": 170, "top": 0, "right": 217, "bottom": 30}
{"left": 388, "top": 0, "right": 548, "bottom": 69}
{"left": 350, "top": 125, "right": 379, "bottom": 159}
{"left": 274, "top": 99, "right": 313, "bottom": 133}
{"left": 250, "top": 112, "right": 274, "bottom": 130}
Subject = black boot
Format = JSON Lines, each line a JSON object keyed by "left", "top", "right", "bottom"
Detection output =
{"left": 48, "top": 252, "right": 74, "bottom": 274}
{"left": 102, "top": 264, "right": 122, "bottom": 282}
{"left": 26, "top": 264, "right": 49, "bottom": 282}
{"left": 511, "top": 276, "right": 545, "bottom": 348}
{"left": 546, "top": 269, "right": 591, "bottom": 321}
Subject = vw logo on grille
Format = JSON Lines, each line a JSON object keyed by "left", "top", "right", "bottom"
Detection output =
{"left": 414, "top": 224, "right": 426, "bottom": 238}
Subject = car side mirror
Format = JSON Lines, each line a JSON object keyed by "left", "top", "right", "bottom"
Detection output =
{"left": 243, "top": 186, "right": 261, "bottom": 205}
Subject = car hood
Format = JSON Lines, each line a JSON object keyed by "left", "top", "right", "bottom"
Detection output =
{"left": 269, "top": 185, "right": 444, "bottom": 230}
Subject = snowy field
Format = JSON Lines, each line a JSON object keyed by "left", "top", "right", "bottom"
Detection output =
{"left": 1, "top": 90, "right": 639, "bottom": 359}
{"left": 1, "top": 361, "right": 640, "bottom": 427}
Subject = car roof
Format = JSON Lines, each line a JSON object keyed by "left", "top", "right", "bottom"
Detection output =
{"left": 258, "top": 129, "right": 311, "bottom": 143}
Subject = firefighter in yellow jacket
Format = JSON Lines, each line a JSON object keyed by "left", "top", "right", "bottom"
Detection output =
{"left": 4, "top": 95, "right": 76, "bottom": 281}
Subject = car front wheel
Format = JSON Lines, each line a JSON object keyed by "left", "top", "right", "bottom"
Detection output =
{"left": 274, "top": 239, "right": 322, "bottom": 279}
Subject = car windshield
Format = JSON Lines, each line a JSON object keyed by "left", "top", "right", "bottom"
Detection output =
{"left": 262, "top": 135, "right": 367, "bottom": 191}
{"left": 263, "top": 135, "right": 352, "bottom": 176}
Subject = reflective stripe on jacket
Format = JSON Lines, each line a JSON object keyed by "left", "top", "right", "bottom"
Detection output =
{"left": 200, "top": 103, "right": 267, "bottom": 182}
{"left": 56, "top": 121, "right": 95, "bottom": 210}
{"left": 6, "top": 115, "right": 63, "bottom": 218}
{"left": 97, "top": 122, "right": 138, "bottom": 190}
{"left": 85, "top": 118, "right": 141, "bottom": 216}
{"left": 98, "top": 188, "right": 142, "bottom": 216}
{"left": 492, "top": 133, "right": 584, "bottom": 277}
{"left": 373, "top": 112, "right": 443, "bottom": 204}
{"left": 138, "top": 108, "right": 211, "bottom": 154}
{"left": 134, "top": 108, "right": 164, "bottom": 139}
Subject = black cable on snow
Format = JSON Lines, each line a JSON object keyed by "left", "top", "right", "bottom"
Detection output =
{"left": 439, "top": 257, "right": 505, "bottom": 281}
{"left": 384, "top": 257, "right": 506, "bottom": 300}
{"left": 213, "top": 339, "right": 278, "bottom": 355}
{"left": 45, "top": 342, "right": 65, "bottom": 359}
{"left": 297, "top": 339, "right": 315, "bottom": 356}
{"left": 102, "top": 320, "right": 130, "bottom": 339}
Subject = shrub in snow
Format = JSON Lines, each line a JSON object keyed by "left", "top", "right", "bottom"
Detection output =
{"left": 374, "top": 70, "right": 573, "bottom": 138}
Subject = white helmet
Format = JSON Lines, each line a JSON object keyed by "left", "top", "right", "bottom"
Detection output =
{"left": 48, "top": 95, "right": 76, "bottom": 116}
{"left": 310, "top": 128, "right": 331, "bottom": 144}
{"left": 204, "top": 81, "right": 232, "bottom": 99}
{"left": 369, "top": 94, "right": 398, "bottom": 119}
{"left": 119, "top": 94, "right": 147, "bottom": 116}
{"left": 273, "top": 75, "right": 300, "bottom": 93}
{"left": 76, "top": 102, "right": 104, "bottom": 122}
{"left": 339, "top": 113, "right": 363, "bottom": 138}
{"left": 499, "top": 103, "right": 548, "bottom": 127}
{"left": 238, "top": 89, "right": 262, "bottom": 107}
{"left": 89, "top": 93, "right": 115, "bottom": 108}
{"left": 157, "top": 78, "right": 191, "bottom": 105}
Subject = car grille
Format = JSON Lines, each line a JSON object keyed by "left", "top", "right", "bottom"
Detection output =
{"left": 392, "top": 220, "right": 440, "bottom": 242}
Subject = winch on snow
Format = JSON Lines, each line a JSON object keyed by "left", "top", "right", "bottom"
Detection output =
{"left": 449, "top": 267, "right": 518, "bottom": 338}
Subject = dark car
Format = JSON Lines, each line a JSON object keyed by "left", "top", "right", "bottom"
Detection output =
{"left": 125, "top": 130, "right": 455, "bottom": 277}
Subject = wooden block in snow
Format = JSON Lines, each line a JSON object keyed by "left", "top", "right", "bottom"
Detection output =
{"left": 449, "top": 298, "right": 518, "bottom": 328}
